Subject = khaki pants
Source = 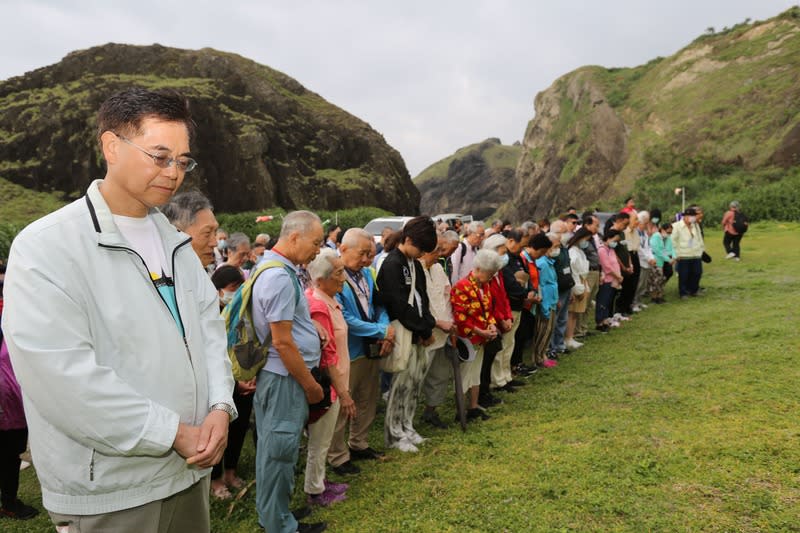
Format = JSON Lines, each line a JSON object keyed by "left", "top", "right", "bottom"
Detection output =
{"left": 491, "top": 311, "right": 522, "bottom": 387}
{"left": 305, "top": 400, "right": 341, "bottom": 495}
{"left": 459, "top": 345, "right": 485, "bottom": 390}
{"left": 328, "top": 357, "right": 380, "bottom": 467}
{"left": 49, "top": 477, "right": 210, "bottom": 533}
{"left": 577, "top": 270, "right": 600, "bottom": 335}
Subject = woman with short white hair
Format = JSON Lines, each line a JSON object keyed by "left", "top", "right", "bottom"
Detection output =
{"left": 303, "top": 248, "right": 356, "bottom": 507}
{"left": 451, "top": 249, "right": 503, "bottom": 421}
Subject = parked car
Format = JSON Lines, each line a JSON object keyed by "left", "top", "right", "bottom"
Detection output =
{"left": 432, "top": 213, "right": 473, "bottom": 227}
{"left": 363, "top": 216, "right": 414, "bottom": 243}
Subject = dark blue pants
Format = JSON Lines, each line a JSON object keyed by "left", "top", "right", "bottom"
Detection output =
{"left": 676, "top": 258, "right": 702, "bottom": 297}
{"left": 596, "top": 283, "right": 617, "bottom": 324}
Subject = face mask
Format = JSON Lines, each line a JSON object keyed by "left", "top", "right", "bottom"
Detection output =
{"left": 579, "top": 240, "right": 589, "bottom": 249}
{"left": 686, "top": 216, "right": 696, "bottom": 224}
{"left": 549, "top": 248, "right": 561, "bottom": 258}
{"left": 220, "top": 290, "right": 235, "bottom": 305}
{"left": 561, "top": 232, "right": 573, "bottom": 246}
{"left": 217, "top": 239, "right": 227, "bottom": 250}
{"left": 609, "top": 241, "right": 618, "bottom": 249}
{"left": 652, "top": 217, "right": 660, "bottom": 224}
{"left": 499, "top": 254, "right": 510, "bottom": 268}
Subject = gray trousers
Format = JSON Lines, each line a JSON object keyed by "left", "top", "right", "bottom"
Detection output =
{"left": 49, "top": 477, "right": 210, "bottom": 533}
{"left": 423, "top": 346, "right": 452, "bottom": 407}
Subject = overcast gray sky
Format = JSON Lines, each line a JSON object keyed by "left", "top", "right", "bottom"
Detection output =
{"left": 0, "top": 0, "right": 794, "bottom": 177}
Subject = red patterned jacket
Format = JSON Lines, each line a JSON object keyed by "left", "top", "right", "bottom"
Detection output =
{"left": 450, "top": 273, "right": 496, "bottom": 345}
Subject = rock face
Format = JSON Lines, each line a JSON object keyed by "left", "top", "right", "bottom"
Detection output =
{"left": 415, "top": 138, "right": 519, "bottom": 219}
{"left": 494, "top": 7, "right": 800, "bottom": 221}
{"left": 0, "top": 43, "right": 419, "bottom": 214}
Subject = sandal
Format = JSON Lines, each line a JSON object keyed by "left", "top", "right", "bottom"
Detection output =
{"left": 211, "top": 483, "right": 233, "bottom": 500}
{"left": 226, "top": 476, "right": 245, "bottom": 490}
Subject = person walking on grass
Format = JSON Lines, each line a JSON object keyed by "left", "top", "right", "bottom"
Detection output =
{"left": 722, "top": 201, "right": 748, "bottom": 261}
{"left": 2, "top": 88, "right": 236, "bottom": 533}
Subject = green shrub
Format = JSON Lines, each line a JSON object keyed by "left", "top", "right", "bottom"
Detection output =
{"left": 0, "top": 223, "right": 20, "bottom": 261}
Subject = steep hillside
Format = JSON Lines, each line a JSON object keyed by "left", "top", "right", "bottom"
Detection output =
{"left": 0, "top": 43, "right": 418, "bottom": 214}
{"left": 415, "top": 138, "right": 520, "bottom": 219}
{"left": 500, "top": 7, "right": 800, "bottom": 221}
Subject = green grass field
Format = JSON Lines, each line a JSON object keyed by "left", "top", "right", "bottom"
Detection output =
{"left": 8, "top": 223, "right": 800, "bottom": 532}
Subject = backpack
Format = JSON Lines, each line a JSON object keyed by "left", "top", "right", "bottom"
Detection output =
{"left": 221, "top": 260, "right": 301, "bottom": 381}
{"left": 733, "top": 210, "right": 748, "bottom": 234}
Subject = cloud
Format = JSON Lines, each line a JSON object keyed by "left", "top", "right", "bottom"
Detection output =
{"left": 1, "top": 0, "right": 794, "bottom": 177}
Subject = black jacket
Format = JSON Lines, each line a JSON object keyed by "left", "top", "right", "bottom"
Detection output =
{"left": 502, "top": 252, "right": 529, "bottom": 311}
{"left": 376, "top": 249, "right": 436, "bottom": 341}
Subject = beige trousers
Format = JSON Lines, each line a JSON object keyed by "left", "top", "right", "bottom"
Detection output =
{"left": 491, "top": 310, "right": 522, "bottom": 387}
{"left": 459, "top": 345, "right": 485, "bottom": 390}
{"left": 577, "top": 270, "right": 600, "bottom": 335}
{"left": 49, "top": 477, "right": 210, "bottom": 533}
{"left": 304, "top": 399, "right": 341, "bottom": 494}
{"left": 327, "top": 356, "right": 380, "bottom": 467}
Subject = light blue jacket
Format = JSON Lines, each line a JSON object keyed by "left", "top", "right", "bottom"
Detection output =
{"left": 650, "top": 232, "right": 676, "bottom": 267}
{"left": 335, "top": 267, "right": 390, "bottom": 360}
{"left": 535, "top": 256, "right": 559, "bottom": 319}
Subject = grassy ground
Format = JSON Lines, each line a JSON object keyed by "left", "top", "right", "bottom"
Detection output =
{"left": 8, "top": 223, "right": 800, "bottom": 532}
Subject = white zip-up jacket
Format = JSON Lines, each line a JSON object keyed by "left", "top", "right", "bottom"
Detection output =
{"left": 1, "top": 180, "right": 235, "bottom": 515}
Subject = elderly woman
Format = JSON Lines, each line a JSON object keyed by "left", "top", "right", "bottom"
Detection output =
{"left": 376, "top": 217, "right": 438, "bottom": 452}
{"left": 451, "top": 249, "right": 503, "bottom": 421}
{"left": 217, "top": 232, "right": 252, "bottom": 280}
{"left": 479, "top": 234, "right": 515, "bottom": 405}
{"left": 304, "top": 248, "right": 356, "bottom": 506}
{"left": 564, "top": 228, "right": 592, "bottom": 350}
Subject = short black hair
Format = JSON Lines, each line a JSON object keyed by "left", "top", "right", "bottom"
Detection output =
{"left": 581, "top": 213, "right": 596, "bottom": 226}
{"left": 211, "top": 264, "right": 245, "bottom": 290}
{"left": 401, "top": 216, "right": 437, "bottom": 253}
{"left": 604, "top": 229, "right": 622, "bottom": 241}
{"left": 503, "top": 229, "right": 524, "bottom": 243}
{"left": 530, "top": 233, "right": 553, "bottom": 251}
{"left": 97, "top": 87, "right": 195, "bottom": 148}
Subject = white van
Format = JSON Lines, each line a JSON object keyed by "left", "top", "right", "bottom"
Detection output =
{"left": 363, "top": 216, "right": 414, "bottom": 243}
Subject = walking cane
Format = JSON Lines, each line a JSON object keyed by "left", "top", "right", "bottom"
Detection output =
{"left": 446, "top": 334, "right": 467, "bottom": 431}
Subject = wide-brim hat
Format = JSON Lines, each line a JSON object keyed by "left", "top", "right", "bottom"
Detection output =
{"left": 455, "top": 336, "right": 476, "bottom": 362}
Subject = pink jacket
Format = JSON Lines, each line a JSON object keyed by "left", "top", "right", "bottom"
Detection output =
{"left": 598, "top": 244, "right": 622, "bottom": 289}
{"left": 0, "top": 337, "right": 27, "bottom": 430}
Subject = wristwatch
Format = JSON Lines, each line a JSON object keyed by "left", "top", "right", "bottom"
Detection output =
{"left": 210, "top": 402, "right": 235, "bottom": 421}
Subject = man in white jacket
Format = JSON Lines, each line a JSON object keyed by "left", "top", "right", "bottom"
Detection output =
{"left": 2, "top": 88, "right": 235, "bottom": 533}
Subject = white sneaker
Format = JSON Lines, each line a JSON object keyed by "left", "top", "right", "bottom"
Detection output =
{"left": 392, "top": 438, "right": 419, "bottom": 453}
{"left": 565, "top": 339, "right": 583, "bottom": 350}
{"left": 726, "top": 252, "right": 735, "bottom": 259}
{"left": 640, "top": 303, "right": 648, "bottom": 309}
{"left": 382, "top": 391, "right": 389, "bottom": 402}
{"left": 20, "top": 460, "right": 31, "bottom": 471}
{"left": 632, "top": 306, "right": 642, "bottom": 313}
{"left": 405, "top": 430, "right": 427, "bottom": 445}
{"left": 609, "top": 319, "right": 621, "bottom": 328}
{"left": 733, "top": 257, "right": 740, "bottom": 262}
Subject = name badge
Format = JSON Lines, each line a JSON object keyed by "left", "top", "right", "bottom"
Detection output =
{"left": 563, "top": 267, "right": 571, "bottom": 275}
{"left": 402, "top": 266, "right": 412, "bottom": 285}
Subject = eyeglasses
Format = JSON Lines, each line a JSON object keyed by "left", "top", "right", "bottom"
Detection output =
{"left": 115, "top": 133, "right": 197, "bottom": 173}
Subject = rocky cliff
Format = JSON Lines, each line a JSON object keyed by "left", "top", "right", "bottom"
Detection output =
{"left": 0, "top": 43, "right": 419, "bottom": 214}
{"left": 415, "top": 138, "right": 520, "bottom": 219}
{"left": 500, "top": 7, "right": 800, "bottom": 220}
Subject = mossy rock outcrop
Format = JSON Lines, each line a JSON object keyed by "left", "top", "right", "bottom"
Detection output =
{"left": 498, "top": 7, "right": 800, "bottom": 221}
{"left": 415, "top": 138, "right": 520, "bottom": 219}
{"left": 0, "top": 43, "right": 419, "bottom": 214}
